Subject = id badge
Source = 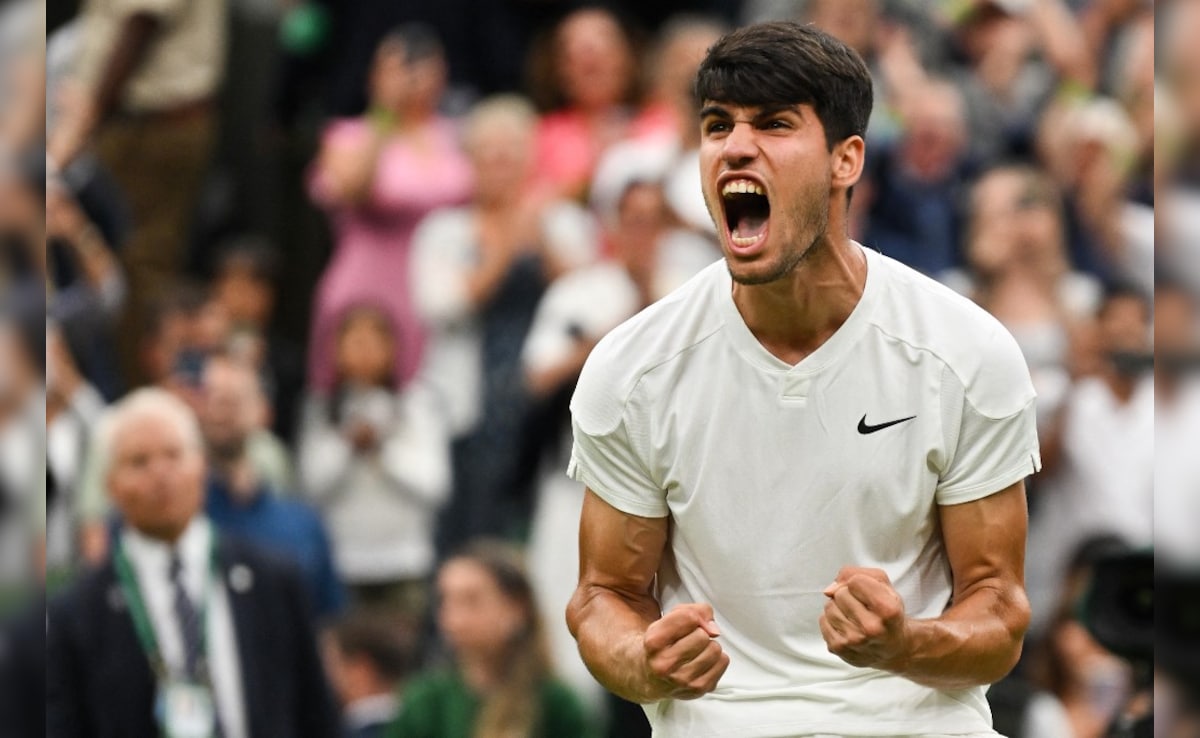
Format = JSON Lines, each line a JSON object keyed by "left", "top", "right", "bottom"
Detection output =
{"left": 157, "top": 680, "right": 217, "bottom": 738}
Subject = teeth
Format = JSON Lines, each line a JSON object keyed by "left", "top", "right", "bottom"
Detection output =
{"left": 731, "top": 233, "right": 762, "bottom": 246}
{"left": 721, "top": 180, "right": 764, "bottom": 197}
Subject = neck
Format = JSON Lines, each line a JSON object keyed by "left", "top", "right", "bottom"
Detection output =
{"left": 478, "top": 189, "right": 521, "bottom": 211}
{"left": 458, "top": 651, "right": 503, "bottom": 692}
{"left": 732, "top": 236, "right": 867, "bottom": 365}
{"left": 136, "top": 520, "right": 191, "bottom": 546}
{"left": 210, "top": 451, "right": 258, "bottom": 502}
{"left": 1104, "top": 370, "right": 1139, "bottom": 403}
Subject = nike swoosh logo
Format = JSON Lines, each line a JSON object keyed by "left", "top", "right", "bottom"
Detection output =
{"left": 857, "top": 414, "right": 916, "bottom": 434}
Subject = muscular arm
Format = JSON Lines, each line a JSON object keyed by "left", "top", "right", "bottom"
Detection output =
{"left": 822, "top": 481, "right": 1031, "bottom": 690}
{"left": 566, "top": 490, "right": 727, "bottom": 703}
{"left": 893, "top": 481, "right": 1031, "bottom": 688}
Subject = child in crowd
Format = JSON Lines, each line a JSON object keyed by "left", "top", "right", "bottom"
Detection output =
{"left": 298, "top": 304, "right": 450, "bottom": 617}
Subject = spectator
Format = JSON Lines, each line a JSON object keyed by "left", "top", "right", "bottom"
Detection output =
{"left": 297, "top": 304, "right": 450, "bottom": 615}
{"left": 327, "top": 609, "right": 418, "bottom": 738}
{"left": 947, "top": 163, "right": 1102, "bottom": 432}
{"left": 209, "top": 236, "right": 305, "bottom": 445}
{"left": 200, "top": 354, "right": 346, "bottom": 620}
{"left": 862, "top": 78, "right": 975, "bottom": 275}
{"left": 411, "top": 94, "right": 597, "bottom": 555}
{"left": 74, "top": 288, "right": 292, "bottom": 563}
{"left": 387, "top": 540, "right": 592, "bottom": 738}
{"left": 46, "top": 387, "right": 341, "bottom": 738}
{"left": 307, "top": 24, "right": 473, "bottom": 395}
{"left": 1025, "top": 285, "right": 1153, "bottom": 637}
{"left": 946, "top": 0, "right": 1096, "bottom": 162}
{"left": 1035, "top": 92, "right": 1141, "bottom": 282}
{"left": 48, "top": 0, "right": 229, "bottom": 387}
{"left": 528, "top": 7, "right": 641, "bottom": 201}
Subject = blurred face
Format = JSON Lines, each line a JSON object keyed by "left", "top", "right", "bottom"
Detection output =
{"left": 198, "top": 359, "right": 261, "bottom": 459}
{"left": 808, "top": 0, "right": 879, "bottom": 57}
{"left": 968, "top": 170, "right": 1064, "bottom": 274}
{"left": 613, "top": 183, "right": 667, "bottom": 275}
{"left": 700, "top": 101, "right": 845, "bottom": 285}
{"left": 900, "top": 86, "right": 966, "bottom": 181}
{"left": 335, "top": 310, "right": 396, "bottom": 386}
{"left": 557, "top": 10, "right": 634, "bottom": 110}
{"left": 436, "top": 559, "right": 526, "bottom": 660}
{"left": 108, "top": 410, "right": 205, "bottom": 542}
{"left": 369, "top": 45, "right": 411, "bottom": 111}
{"left": 468, "top": 119, "right": 534, "bottom": 199}
{"left": 1097, "top": 296, "right": 1149, "bottom": 354}
{"left": 214, "top": 269, "right": 273, "bottom": 328}
{"left": 656, "top": 27, "right": 723, "bottom": 110}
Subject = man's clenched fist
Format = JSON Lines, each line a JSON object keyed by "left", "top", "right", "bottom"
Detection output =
{"left": 819, "top": 567, "right": 910, "bottom": 670}
{"left": 642, "top": 603, "right": 730, "bottom": 700}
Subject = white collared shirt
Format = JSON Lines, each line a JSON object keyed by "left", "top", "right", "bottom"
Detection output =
{"left": 121, "top": 517, "right": 248, "bottom": 738}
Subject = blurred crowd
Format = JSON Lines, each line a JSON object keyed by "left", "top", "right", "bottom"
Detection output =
{"left": 0, "top": 0, "right": 1197, "bottom": 736}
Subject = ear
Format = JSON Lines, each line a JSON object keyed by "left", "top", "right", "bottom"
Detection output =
{"left": 830, "top": 135, "right": 866, "bottom": 191}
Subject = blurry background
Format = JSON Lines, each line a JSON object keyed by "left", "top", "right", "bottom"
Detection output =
{"left": 2, "top": 0, "right": 1197, "bottom": 735}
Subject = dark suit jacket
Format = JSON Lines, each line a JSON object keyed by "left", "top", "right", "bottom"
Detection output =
{"left": 47, "top": 532, "right": 341, "bottom": 738}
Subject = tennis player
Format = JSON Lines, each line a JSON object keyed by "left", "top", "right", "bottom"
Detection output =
{"left": 566, "top": 21, "right": 1040, "bottom": 738}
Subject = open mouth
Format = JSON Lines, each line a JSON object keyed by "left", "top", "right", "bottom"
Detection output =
{"left": 721, "top": 179, "right": 771, "bottom": 248}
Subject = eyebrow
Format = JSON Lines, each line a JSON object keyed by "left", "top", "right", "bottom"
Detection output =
{"left": 698, "top": 103, "right": 804, "bottom": 121}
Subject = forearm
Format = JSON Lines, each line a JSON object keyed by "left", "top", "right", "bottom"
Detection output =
{"left": 1029, "top": 0, "right": 1097, "bottom": 90}
{"left": 888, "top": 583, "right": 1029, "bottom": 690}
{"left": 567, "top": 584, "right": 663, "bottom": 703}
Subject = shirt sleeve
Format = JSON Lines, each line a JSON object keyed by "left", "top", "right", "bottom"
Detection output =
{"left": 935, "top": 323, "right": 1042, "bottom": 506}
{"left": 568, "top": 346, "right": 668, "bottom": 518}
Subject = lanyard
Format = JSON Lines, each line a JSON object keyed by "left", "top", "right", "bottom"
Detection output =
{"left": 113, "top": 532, "right": 219, "bottom": 683}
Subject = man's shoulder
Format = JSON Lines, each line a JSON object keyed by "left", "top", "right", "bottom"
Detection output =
{"left": 872, "top": 253, "right": 1032, "bottom": 409}
{"left": 48, "top": 561, "right": 116, "bottom": 624}
{"left": 216, "top": 531, "right": 307, "bottom": 587}
{"left": 572, "top": 262, "right": 725, "bottom": 434}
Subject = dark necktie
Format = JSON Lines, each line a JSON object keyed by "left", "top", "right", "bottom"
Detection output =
{"left": 169, "top": 551, "right": 205, "bottom": 680}
{"left": 168, "top": 551, "right": 225, "bottom": 737}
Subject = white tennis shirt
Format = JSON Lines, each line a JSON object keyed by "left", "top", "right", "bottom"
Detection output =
{"left": 569, "top": 247, "right": 1040, "bottom": 738}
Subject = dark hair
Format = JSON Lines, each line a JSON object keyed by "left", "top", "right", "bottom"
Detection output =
{"left": 214, "top": 235, "right": 280, "bottom": 284}
{"left": 378, "top": 23, "right": 444, "bottom": 64}
{"left": 694, "top": 21, "right": 873, "bottom": 149}
{"left": 443, "top": 539, "right": 552, "bottom": 738}
{"left": 1097, "top": 281, "right": 1150, "bottom": 320}
{"left": 332, "top": 609, "right": 417, "bottom": 683}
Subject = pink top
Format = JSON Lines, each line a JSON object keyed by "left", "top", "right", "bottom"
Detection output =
{"left": 307, "top": 117, "right": 473, "bottom": 391}
{"left": 534, "top": 108, "right": 631, "bottom": 200}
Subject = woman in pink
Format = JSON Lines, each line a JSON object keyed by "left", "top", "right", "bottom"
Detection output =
{"left": 307, "top": 25, "right": 472, "bottom": 393}
{"left": 528, "top": 8, "right": 641, "bottom": 202}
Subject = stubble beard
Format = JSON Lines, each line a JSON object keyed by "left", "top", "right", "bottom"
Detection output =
{"left": 728, "top": 199, "right": 830, "bottom": 286}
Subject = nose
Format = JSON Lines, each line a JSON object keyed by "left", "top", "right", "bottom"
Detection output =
{"left": 721, "top": 122, "right": 759, "bottom": 168}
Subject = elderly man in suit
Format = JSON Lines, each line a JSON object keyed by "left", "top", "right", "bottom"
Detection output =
{"left": 47, "top": 387, "right": 340, "bottom": 738}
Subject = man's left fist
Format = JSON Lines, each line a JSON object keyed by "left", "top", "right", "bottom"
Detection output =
{"left": 819, "top": 566, "right": 910, "bottom": 670}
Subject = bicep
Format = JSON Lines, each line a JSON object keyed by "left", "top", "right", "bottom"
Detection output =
{"left": 938, "top": 480, "right": 1029, "bottom": 604}
{"left": 578, "top": 488, "right": 667, "bottom": 599}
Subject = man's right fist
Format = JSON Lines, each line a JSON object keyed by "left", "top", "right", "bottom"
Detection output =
{"left": 642, "top": 603, "right": 730, "bottom": 700}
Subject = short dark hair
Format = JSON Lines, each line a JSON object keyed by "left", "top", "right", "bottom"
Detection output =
{"left": 694, "top": 21, "right": 873, "bottom": 149}
{"left": 332, "top": 609, "right": 417, "bottom": 683}
{"left": 214, "top": 235, "right": 280, "bottom": 284}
